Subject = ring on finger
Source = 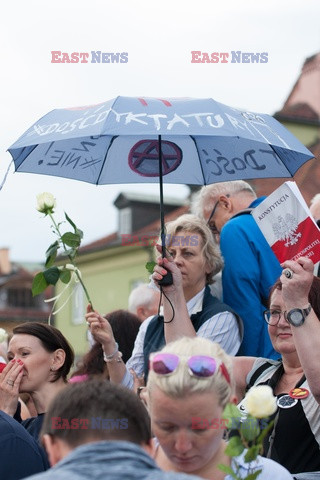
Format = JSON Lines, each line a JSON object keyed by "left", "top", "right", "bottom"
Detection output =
{"left": 6, "top": 380, "right": 14, "bottom": 386}
{"left": 283, "top": 268, "right": 294, "bottom": 279}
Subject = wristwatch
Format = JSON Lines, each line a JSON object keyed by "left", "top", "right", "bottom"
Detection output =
{"left": 286, "top": 304, "right": 312, "bottom": 327}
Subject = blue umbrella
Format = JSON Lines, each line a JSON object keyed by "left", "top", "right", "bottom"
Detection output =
{"left": 8, "top": 96, "right": 314, "bottom": 284}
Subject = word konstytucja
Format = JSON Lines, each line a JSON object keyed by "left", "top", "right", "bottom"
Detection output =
{"left": 51, "top": 51, "right": 128, "bottom": 63}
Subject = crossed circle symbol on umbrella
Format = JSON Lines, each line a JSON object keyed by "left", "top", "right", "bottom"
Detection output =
{"left": 128, "top": 140, "right": 182, "bottom": 177}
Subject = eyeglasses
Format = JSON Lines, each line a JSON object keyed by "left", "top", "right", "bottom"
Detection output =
{"left": 207, "top": 194, "right": 230, "bottom": 235}
{"left": 264, "top": 309, "right": 288, "bottom": 326}
{"left": 149, "top": 353, "right": 230, "bottom": 384}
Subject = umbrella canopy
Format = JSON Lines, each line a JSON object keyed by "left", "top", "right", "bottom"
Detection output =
{"left": 8, "top": 96, "right": 314, "bottom": 284}
{"left": 9, "top": 96, "right": 314, "bottom": 186}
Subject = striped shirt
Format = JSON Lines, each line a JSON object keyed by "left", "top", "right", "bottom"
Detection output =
{"left": 122, "top": 287, "right": 241, "bottom": 389}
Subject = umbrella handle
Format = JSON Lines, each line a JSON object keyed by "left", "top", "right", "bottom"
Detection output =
{"left": 158, "top": 241, "right": 173, "bottom": 286}
{"left": 158, "top": 270, "right": 173, "bottom": 286}
{"left": 158, "top": 134, "right": 173, "bottom": 287}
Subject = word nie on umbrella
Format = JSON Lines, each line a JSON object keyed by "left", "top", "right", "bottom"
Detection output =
{"left": 191, "top": 51, "right": 268, "bottom": 63}
{"left": 51, "top": 51, "right": 128, "bottom": 63}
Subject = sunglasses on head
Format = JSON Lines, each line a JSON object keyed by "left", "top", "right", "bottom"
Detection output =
{"left": 149, "top": 353, "right": 230, "bottom": 384}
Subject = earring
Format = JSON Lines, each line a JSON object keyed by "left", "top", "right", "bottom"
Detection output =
{"left": 50, "top": 367, "right": 55, "bottom": 372}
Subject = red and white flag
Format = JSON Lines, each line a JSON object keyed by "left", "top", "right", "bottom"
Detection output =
{"left": 252, "top": 181, "right": 320, "bottom": 264}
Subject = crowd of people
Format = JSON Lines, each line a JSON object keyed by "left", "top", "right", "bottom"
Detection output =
{"left": 0, "top": 180, "right": 320, "bottom": 479}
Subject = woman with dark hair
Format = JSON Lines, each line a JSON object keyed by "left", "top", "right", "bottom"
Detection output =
{"left": 0, "top": 322, "right": 74, "bottom": 443}
{"left": 70, "top": 309, "right": 140, "bottom": 383}
{"left": 233, "top": 257, "right": 320, "bottom": 475}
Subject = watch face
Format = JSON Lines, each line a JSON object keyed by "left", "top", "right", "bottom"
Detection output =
{"left": 288, "top": 309, "right": 304, "bottom": 326}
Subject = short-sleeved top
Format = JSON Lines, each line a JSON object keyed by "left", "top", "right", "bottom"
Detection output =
{"left": 246, "top": 358, "right": 320, "bottom": 474}
{"left": 123, "top": 287, "right": 242, "bottom": 389}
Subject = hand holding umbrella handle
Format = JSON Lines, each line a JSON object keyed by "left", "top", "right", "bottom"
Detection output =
{"left": 157, "top": 244, "right": 173, "bottom": 286}
{"left": 158, "top": 270, "right": 173, "bottom": 286}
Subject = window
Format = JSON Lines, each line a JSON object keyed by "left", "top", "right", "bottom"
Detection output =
{"left": 119, "top": 207, "right": 132, "bottom": 234}
{"left": 7, "top": 288, "right": 36, "bottom": 308}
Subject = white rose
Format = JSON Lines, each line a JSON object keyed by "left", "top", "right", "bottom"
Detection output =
{"left": 36, "top": 192, "right": 56, "bottom": 214}
{"left": 0, "top": 328, "right": 8, "bottom": 344}
{"left": 244, "top": 385, "right": 277, "bottom": 418}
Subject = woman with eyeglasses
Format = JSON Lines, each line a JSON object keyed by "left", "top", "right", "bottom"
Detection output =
{"left": 86, "top": 214, "right": 243, "bottom": 389}
{"left": 233, "top": 256, "right": 320, "bottom": 475}
{"left": 146, "top": 336, "right": 291, "bottom": 479}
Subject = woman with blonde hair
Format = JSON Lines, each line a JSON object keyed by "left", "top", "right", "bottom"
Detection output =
{"left": 86, "top": 214, "right": 243, "bottom": 389}
{"left": 146, "top": 336, "right": 291, "bottom": 480}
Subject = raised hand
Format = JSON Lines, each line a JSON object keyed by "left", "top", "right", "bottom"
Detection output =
{"left": 85, "top": 305, "right": 116, "bottom": 352}
{"left": 152, "top": 244, "right": 183, "bottom": 293}
{"left": 0, "top": 359, "right": 24, "bottom": 416}
{"left": 281, "top": 257, "right": 314, "bottom": 309}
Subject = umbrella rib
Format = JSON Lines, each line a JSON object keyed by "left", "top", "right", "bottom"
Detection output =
{"left": 190, "top": 135, "right": 207, "bottom": 185}
{"left": 95, "top": 136, "right": 117, "bottom": 185}
{"left": 100, "top": 95, "right": 120, "bottom": 137}
{"left": 268, "top": 143, "right": 298, "bottom": 178}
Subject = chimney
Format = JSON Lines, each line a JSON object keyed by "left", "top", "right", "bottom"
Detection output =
{"left": 0, "top": 248, "right": 11, "bottom": 275}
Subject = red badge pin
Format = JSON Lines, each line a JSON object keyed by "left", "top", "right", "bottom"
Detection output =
{"left": 289, "top": 387, "right": 309, "bottom": 400}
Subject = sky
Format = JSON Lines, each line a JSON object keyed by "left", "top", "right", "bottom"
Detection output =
{"left": 0, "top": 0, "right": 319, "bottom": 262}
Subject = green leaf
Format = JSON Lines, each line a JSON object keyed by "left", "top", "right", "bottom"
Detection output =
{"left": 245, "top": 470, "right": 263, "bottom": 480}
{"left": 65, "top": 212, "right": 77, "bottom": 230}
{"left": 45, "top": 240, "right": 60, "bottom": 256}
{"left": 43, "top": 266, "right": 60, "bottom": 285}
{"left": 75, "top": 227, "right": 83, "bottom": 240}
{"left": 45, "top": 240, "right": 59, "bottom": 268}
{"left": 65, "top": 212, "right": 84, "bottom": 240}
{"left": 61, "top": 232, "right": 81, "bottom": 248}
{"left": 225, "top": 435, "right": 245, "bottom": 457}
{"left": 244, "top": 444, "right": 261, "bottom": 462}
{"left": 45, "top": 255, "right": 56, "bottom": 268}
{"left": 240, "top": 416, "right": 260, "bottom": 442}
{"left": 222, "top": 402, "right": 242, "bottom": 430}
{"left": 32, "top": 272, "right": 49, "bottom": 296}
{"left": 217, "top": 463, "right": 238, "bottom": 479}
{"left": 59, "top": 269, "right": 71, "bottom": 284}
{"left": 145, "top": 261, "right": 156, "bottom": 274}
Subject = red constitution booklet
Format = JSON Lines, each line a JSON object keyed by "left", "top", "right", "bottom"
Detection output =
{"left": 252, "top": 181, "right": 320, "bottom": 264}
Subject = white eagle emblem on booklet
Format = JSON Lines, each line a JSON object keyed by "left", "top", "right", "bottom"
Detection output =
{"left": 252, "top": 181, "right": 320, "bottom": 264}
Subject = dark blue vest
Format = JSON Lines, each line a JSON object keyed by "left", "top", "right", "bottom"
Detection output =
{"left": 143, "top": 286, "right": 243, "bottom": 379}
